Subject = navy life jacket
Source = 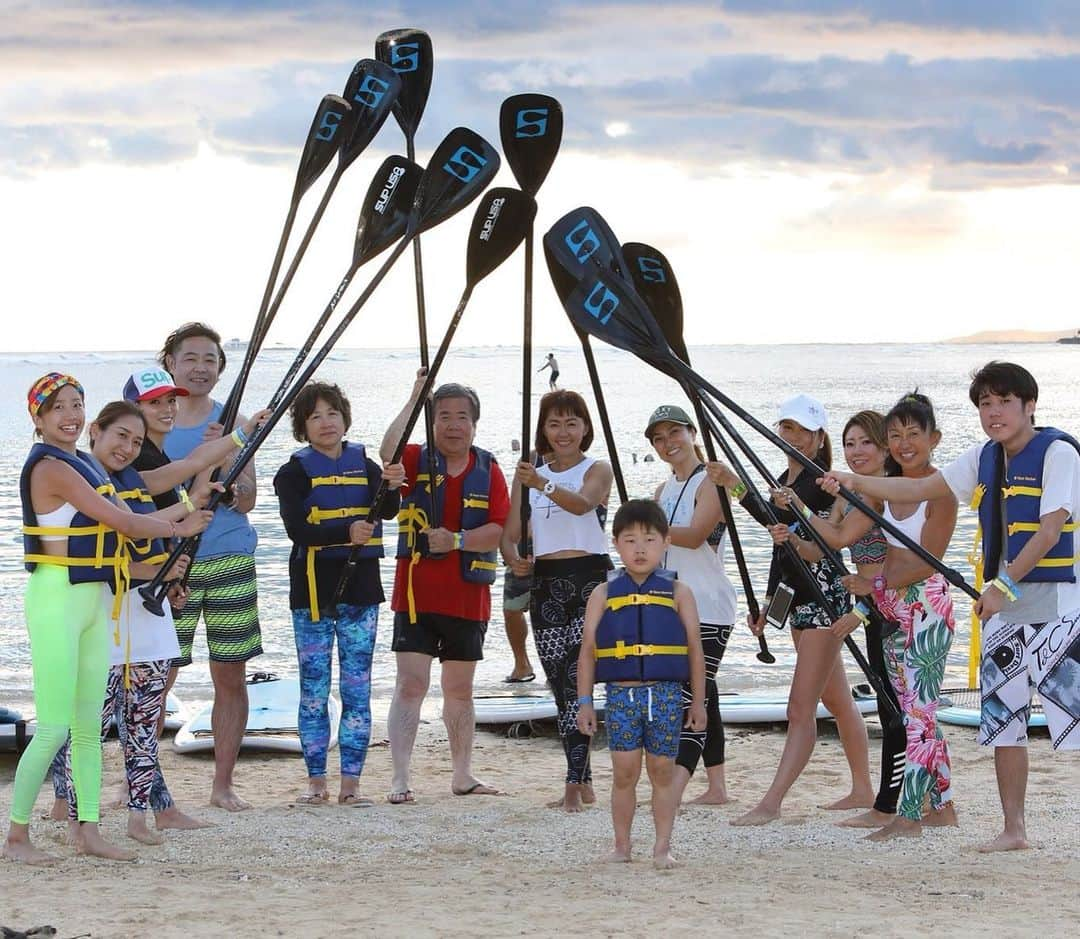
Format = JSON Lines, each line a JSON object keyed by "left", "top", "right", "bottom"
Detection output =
{"left": 110, "top": 463, "right": 170, "bottom": 589}
{"left": 594, "top": 568, "right": 689, "bottom": 682}
{"left": 976, "top": 427, "right": 1080, "bottom": 583}
{"left": 295, "top": 441, "right": 382, "bottom": 619}
{"left": 20, "top": 442, "right": 124, "bottom": 588}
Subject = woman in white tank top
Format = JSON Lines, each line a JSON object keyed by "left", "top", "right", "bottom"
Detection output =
{"left": 504, "top": 390, "right": 613, "bottom": 813}
{"left": 646, "top": 405, "right": 737, "bottom": 805}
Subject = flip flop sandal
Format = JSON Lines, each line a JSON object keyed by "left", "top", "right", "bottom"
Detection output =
{"left": 387, "top": 790, "right": 415, "bottom": 805}
{"left": 292, "top": 792, "right": 330, "bottom": 806}
{"left": 503, "top": 673, "right": 536, "bottom": 683}
{"left": 338, "top": 794, "right": 374, "bottom": 807}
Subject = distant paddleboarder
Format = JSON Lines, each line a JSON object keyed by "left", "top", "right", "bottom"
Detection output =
{"left": 538, "top": 353, "right": 559, "bottom": 390}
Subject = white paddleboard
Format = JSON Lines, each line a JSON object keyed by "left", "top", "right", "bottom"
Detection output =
{"left": 173, "top": 673, "right": 340, "bottom": 754}
{"left": 937, "top": 687, "right": 1048, "bottom": 729}
{"left": 0, "top": 706, "right": 34, "bottom": 753}
{"left": 474, "top": 689, "right": 607, "bottom": 724}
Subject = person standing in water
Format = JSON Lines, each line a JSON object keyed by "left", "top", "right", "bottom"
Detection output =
{"left": 538, "top": 353, "right": 560, "bottom": 391}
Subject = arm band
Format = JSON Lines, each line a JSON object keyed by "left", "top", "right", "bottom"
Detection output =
{"left": 991, "top": 577, "right": 1019, "bottom": 602}
{"left": 577, "top": 695, "right": 593, "bottom": 706}
{"left": 729, "top": 481, "right": 747, "bottom": 500}
{"left": 852, "top": 601, "right": 871, "bottom": 626}
{"left": 997, "top": 570, "right": 1022, "bottom": 599}
{"left": 799, "top": 503, "right": 813, "bottom": 520}
{"left": 231, "top": 427, "right": 248, "bottom": 447}
{"left": 453, "top": 531, "right": 464, "bottom": 551}
{"left": 178, "top": 489, "right": 196, "bottom": 514}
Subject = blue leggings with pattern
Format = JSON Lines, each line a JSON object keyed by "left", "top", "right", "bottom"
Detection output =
{"left": 293, "top": 603, "right": 378, "bottom": 778}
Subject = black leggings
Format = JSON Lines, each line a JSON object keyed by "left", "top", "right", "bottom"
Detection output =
{"left": 867, "top": 616, "right": 905, "bottom": 814}
{"left": 531, "top": 555, "right": 609, "bottom": 785}
{"left": 676, "top": 623, "right": 731, "bottom": 774}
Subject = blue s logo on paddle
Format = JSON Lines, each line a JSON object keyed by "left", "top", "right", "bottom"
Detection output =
{"left": 565, "top": 220, "right": 599, "bottom": 262}
{"left": 352, "top": 75, "right": 391, "bottom": 109}
{"left": 583, "top": 281, "right": 618, "bottom": 325}
{"left": 315, "top": 109, "right": 345, "bottom": 141}
{"left": 390, "top": 42, "right": 420, "bottom": 73}
{"left": 515, "top": 108, "right": 548, "bottom": 138}
{"left": 443, "top": 146, "right": 489, "bottom": 182}
{"left": 636, "top": 256, "right": 667, "bottom": 284}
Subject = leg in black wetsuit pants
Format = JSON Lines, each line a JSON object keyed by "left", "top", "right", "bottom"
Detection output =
{"left": 677, "top": 624, "right": 730, "bottom": 776}
{"left": 867, "top": 617, "right": 905, "bottom": 815}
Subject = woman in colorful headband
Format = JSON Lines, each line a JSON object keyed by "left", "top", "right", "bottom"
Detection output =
{"left": 4, "top": 374, "right": 211, "bottom": 866}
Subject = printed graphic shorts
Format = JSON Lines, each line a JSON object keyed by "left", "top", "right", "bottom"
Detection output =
{"left": 979, "top": 609, "right": 1080, "bottom": 750}
{"left": 605, "top": 681, "right": 683, "bottom": 758}
{"left": 173, "top": 554, "right": 262, "bottom": 666}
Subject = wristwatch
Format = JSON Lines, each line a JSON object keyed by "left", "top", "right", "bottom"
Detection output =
{"left": 542, "top": 480, "right": 557, "bottom": 496}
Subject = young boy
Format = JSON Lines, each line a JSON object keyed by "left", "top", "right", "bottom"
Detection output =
{"left": 822, "top": 362, "right": 1080, "bottom": 853}
{"left": 577, "top": 499, "right": 706, "bottom": 868}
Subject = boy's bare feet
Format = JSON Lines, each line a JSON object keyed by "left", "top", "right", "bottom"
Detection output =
{"left": 837, "top": 808, "right": 893, "bottom": 829}
{"left": 74, "top": 823, "right": 137, "bottom": 861}
{"left": 127, "top": 812, "right": 165, "bottom": 846}
{"left": 867, "top": 816, "right": 922, "bottom": 842}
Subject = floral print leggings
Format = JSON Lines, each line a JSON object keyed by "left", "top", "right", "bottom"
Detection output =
{"left": 876, "top": 573, "right": 955, "bottom": 820}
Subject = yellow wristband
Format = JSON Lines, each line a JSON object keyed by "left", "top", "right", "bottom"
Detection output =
{"left": 729, "top": 481, "right": 747, "bottom": 500}
{"left": 178, "top": 489, "right": 196, "bottom": 514}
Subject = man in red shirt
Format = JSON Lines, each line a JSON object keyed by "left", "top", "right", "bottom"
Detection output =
{"left": 380, "top": 373, "right": 510, "bottom": 803}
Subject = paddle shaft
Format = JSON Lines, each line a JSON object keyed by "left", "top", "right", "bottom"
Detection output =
{"left": 577, "top": 334, "right": 628, "bottom": 504}
{"left": 518, "top": 225, "right": 534, "bottom": 549}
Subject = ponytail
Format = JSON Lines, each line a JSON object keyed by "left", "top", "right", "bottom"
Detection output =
{"left": 815, "top": 431, "right": 832, "bottom": 471}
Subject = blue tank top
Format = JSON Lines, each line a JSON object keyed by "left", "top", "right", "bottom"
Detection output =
{"left": 164, "top": 400, "right": 257, "bottom": 560}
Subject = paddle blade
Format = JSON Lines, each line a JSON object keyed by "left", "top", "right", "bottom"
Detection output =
{"left": 413, "top": 127, "right": 501, "bottom": 235}
{"left": 339, "top": 59, "right": 403, "bottom": 170}
{"left": 542, "top": 206, "right": 631, "bottom": 306}
{"left": 295, "top": 94, "right": 352, "bottom": 197}
{"left": 375, "top": 28, "right": 433, "bottom": 138}
{"left": 499, "top": 94, "right": 563, "bottom": 197}
{"left": 621, "top": 242, "right": 688, "bottom": 362}
{"left": 466, "top": 188, "right": 537, "bottom": 286}
{"left": 353, "top": 155, "right": 423, "bottom": 267}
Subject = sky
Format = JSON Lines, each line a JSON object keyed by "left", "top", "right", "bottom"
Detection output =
{"left": 4, "top": 0, "right": 1080, "bottom": 352}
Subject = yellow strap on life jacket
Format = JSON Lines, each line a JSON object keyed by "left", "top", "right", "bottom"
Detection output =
{"left": 397, "top": 505, "right": 429, "bottom": 549}
{"left": 462, "top": 497, "right": 489, "bottom": 510}
{"left": 605, "top": 593, "right": 677, "bottom": 612}
{"left": 116, "top": 487, "right": 155, "bottom": 504}
{"left": 970, "top": 483, "right": 986, "bottom": 511}
{"left": 1002, "top": 485, "right": 1042, "bottom": 498}
{"left": 1008, "top": 521, "right": 1080, "bottom": 535}
{"left": 304, "top": 537, "right": 384, "bottom": 622}
{"left": 310, "top": 475, "right": 369, "bottom": 487}
{"left": 469, "top": 559, "right": 498, "bottom": 572}
{"left": 595, "top": 641, "right": 688, "bottom": 660}
{"left": 306, "top": 505, "right": 370, "bottom": 525}
{"left": 1034, "top": 555, "right": 1080, "bottom": 568}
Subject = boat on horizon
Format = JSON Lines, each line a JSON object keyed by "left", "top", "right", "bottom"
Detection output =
{"left": 1056, "top": 330, "right": 1080, "bottom": 344}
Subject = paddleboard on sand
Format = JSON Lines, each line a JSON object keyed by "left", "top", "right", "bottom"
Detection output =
{"left": 474, "top": 689, "right": 607, "bottom": 724}
{"left": 937, "top": 686, "right": 1048, "bottom": 729}
{"left": 173, "top": 672, "right": 340, "bottom": 754}
{"left": 1, "top": 706, "right": 33, "bottom": 753}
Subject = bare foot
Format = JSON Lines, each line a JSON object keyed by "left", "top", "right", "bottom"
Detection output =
{"left": 46, "top": 797, "right": 69, "bottom": 822}
{"left": 837, "top": 808, "right": 894, "bottom": 829}
{"left": 731, "top": 805, "right": 780, "bottom": 827}
{"left": 210, "top": 788, "right": 252, "bottom": 812}
{"left": 155, "top": 806, "right": 213, "bottom": 830}
{"left": 977, "top": 830, "right": 1030, "bottom": 853}
{"left": 653, "top": 850, "right": 679, "bottom": 870}
{"left": 75, "top": 823, "right": 137, "bottom": 861}
{"left": 923, "top": 802, "right": 959, "bottom": 828}
{"left": 688, "top": 789, "right": 736, "bottom": 806}
{"left": 581, "top": 783, "right": 597, "bottom": 805}
{"left": 820, "top": 790, "right": 876, "bottom": 811}
{"left": 106, "top": 781, "right": 128, "bottom": 810}
{"left": 605, "top": 845, "right": 632, "bottom": 863}
{"left": 866, "top": 816, "right": 922, "bottom": 843}
{"left": 3, "top": 837, "right": 57, "bottom": 866}
{"left": 127, "top": 812, "right": 165, "bottom": 846}
{"left": 547, "top": 783, "right": 587, "bottom": 813}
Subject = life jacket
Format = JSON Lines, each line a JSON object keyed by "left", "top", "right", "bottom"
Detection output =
{"left": 594, "top": 569, "right": 689, "bottom": 682}
{"left": 295, "top": 442, "right": 383, "bottom": 620}
{"left": 19, "top": 443, "right": 128, "bottom": 596}
{"left": 396, "top": 445, "right": 499, "bottom": 622}
{"left": 110, "top": 463, "right": 170, "bottom": 587}
{"left": 974, "top": 427, "right": 1080, "bottom": 583}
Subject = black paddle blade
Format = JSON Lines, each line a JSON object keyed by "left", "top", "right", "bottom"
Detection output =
{"left": 542, "top": 206, "right": 631, "bottom": 305}
{"left": 499, "top": 94, "right": 563, "bottom": 197}
{"left": 339, "top": 59, "right": 403, "bottom": 170}
{"left": 621, "top": 242, "right": 688, "bottom": 362}
{"left": 353, "top": 155, "right": 423, "bottom": 267}
{"left": 413, "top": 127, "right": 501, "bottom": 235}
{"left": 375, "top": 28, "right": 433, "bottom": 138}
{"left": 295, "top": 94, "right": 352, "bottom": 196}
{"left": 465, "top": 187, "right": 537, "bottom": 286}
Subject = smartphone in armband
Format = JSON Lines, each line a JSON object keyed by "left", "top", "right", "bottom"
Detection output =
{"left": 765, "top": 582, "right": 796, "bottom": 629}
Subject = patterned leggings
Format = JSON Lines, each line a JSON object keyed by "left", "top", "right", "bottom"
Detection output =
{"left": 676, "top": 623, "right": 731, "bottom": 773}
{"left": 292, "top": 602, "right": 378, "bottom": 778}
{"left": 531, "top": 556, "right": 609, "bottom": 785}
{"left": 54, "top": 660, "right": 172, "bottom": 815}
{"left": 877, "top": 574, "right": 955, "bottom": 821}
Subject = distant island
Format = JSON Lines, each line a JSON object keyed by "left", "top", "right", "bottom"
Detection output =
{"left": 944, "top": 329, "right": 1076, "bottom": 344}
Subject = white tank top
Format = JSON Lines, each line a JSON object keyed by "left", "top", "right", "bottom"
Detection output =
{"left": 35, "top": 502, "right": 77, "bottom": 542}
{"left": 529, "top": 456, "right": 608, "bottom": 557}
{"left": 883, "top": 500, "right": 928, "bottom": 549}
{"left": 657, "top": 469, "right": 737, "bottom": 625}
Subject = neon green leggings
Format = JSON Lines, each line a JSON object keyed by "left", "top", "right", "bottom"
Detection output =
{"left": 9, "top": 566, "right": 109, "bottom": 825}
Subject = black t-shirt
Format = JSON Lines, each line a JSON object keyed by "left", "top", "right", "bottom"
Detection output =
{"left": 132, "top": 438, "right": 181, "bottom": 510}
{"left": 273, "top": 453, "right": 401, "bottom": 612}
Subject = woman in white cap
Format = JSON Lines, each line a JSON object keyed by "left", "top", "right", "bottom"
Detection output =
{"left": 709, "top": 394, "right": 874, "bottom": 827}
{"left": 646, "top": 404, "right": 737, "bottom": 805}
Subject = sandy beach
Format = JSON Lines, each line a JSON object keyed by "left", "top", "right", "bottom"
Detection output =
{"left": 1, "top": 710, "right": 1077, "bottom": 938}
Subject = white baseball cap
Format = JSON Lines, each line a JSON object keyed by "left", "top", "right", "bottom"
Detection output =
{"left": 777, "top": 393, "right": 827, "bottom": 431}
{"left": 123, "top": 367, "right": 189, "bottom": 402}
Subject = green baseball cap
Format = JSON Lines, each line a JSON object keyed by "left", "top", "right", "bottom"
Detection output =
{"left": 644, "top": 405, "right": 696, "bottom": 440}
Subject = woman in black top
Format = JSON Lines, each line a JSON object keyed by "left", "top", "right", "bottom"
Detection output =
{"left": 709, "top": 394, "right": 873, "bottom": 827}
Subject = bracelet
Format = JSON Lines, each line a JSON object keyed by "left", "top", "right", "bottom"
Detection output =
{"left": 178, "top": 489, "right": 196, "bottom": 514}
{"left": 577, "top": 695, "right": 593, "bottom": 706}
{"left": 997, "top": 570, "right": 1022, "bottom": 600}
{"left": 729, "top": 481, "right": 747, "bottom": 500}
{"left": 452, "top": 531, "right": 464, "bottom": 551}
{"left": 168, "top": 521, "right": 178, "bottom": 539}
{"left": 991, "top": 577, "right": 1019, "bottom": 602}
{"left": 799, "top": 503, "right": 813, "bottom": 520}
{"left": 230, "top": 428, "right": 248, "bottom": 447}
{"left": 851, "top": 601, "right": 871, "bottom": 626}
{"left": 872, "top": 574, "right": 887, "bottom": 601}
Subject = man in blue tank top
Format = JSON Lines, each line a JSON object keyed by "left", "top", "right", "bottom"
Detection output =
{"left": 159, "top": 322, "right": 261, "bottom": 812}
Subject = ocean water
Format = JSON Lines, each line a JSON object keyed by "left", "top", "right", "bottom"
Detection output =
{"left": 4, "top": 341, "right": 1078, "bottom": 715}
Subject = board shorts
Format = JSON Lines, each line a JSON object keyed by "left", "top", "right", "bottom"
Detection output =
{"left": 173, "top": 554, "right": 262, "bottom": 666}
{"left": 605, "top": 681, "right": 683, "bottom": 758}
{"left": 979, "top": 609, "right": 1080, "bottom": 750}
{"left": 502, "top": 569, "right": 532, "bottom": 613}
{"left": 391, "top": 611, "right": 486, "bottom": 662}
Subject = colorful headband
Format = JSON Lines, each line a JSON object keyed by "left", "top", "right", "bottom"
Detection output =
{"left": 27, "top": 372, "right": 84, "bottom": 417}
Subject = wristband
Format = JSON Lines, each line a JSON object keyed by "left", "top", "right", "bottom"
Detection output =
{"left": 997, "top": 570, "right": 1022, "bottom": 600}
{"left": 577, "top": 695, "right": 593, "bottom": 706}
{"left": 852, "top": 601, "right": 871, "bottom": 626}
{"left": 452, "top": 531, "right": 464, "bottom": 551}
{"left": 872, "top": 574, "right": 887, "bottom": 601}
{"left": 799, "top": 503, "right": 813, "bottom": 520}
{"left": 231, "top": 427, "right": 248, "bottom": 447}
{"left": 178, "top": 489, "right": 196, "bottom": 514}
{"left": 729, "top": 481, "right": 748, "bottom": 500}
{"left": 168, "top": 521, "right": 178, "bottom": 539}
{"left": 991, "top": 576, "right": 1019, "bottom": 602}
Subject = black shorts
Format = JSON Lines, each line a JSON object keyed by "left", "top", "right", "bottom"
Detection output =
{"left": 391, "top": 611, "right": 487, "bottom": 662}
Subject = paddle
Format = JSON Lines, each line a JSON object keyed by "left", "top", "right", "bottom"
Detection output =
{"left": 375, "top": 28, "right": 442, "bottom": 530}
{"left": 500, "top": 92, "right": 564, "bottom": 544}
{"left": 544, "top": 223, "right": 900, "bottom": 711}
{"left": 326, "top": 186, "right": 537, "bottom": 613}
{"left": 140, "top": 128, "right": 500, "bottom": 615}
{"left": 622, "top": 241, "right": 775, "bottom": 664}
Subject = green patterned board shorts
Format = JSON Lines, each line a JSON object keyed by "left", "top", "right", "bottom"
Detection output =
{"left": 173, "top": 554, "right": 262, "bottom": 665}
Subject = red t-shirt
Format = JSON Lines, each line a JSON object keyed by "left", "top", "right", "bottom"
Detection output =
{"left": 391, "top": 444, "right": 510, "bottom": 621}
